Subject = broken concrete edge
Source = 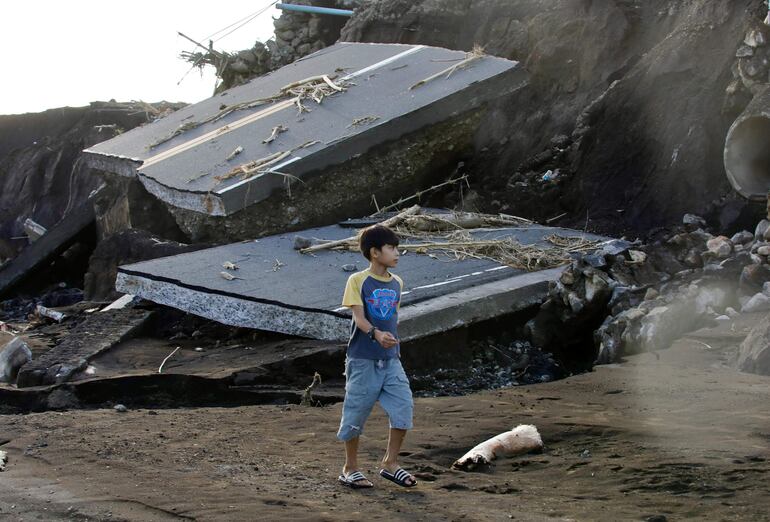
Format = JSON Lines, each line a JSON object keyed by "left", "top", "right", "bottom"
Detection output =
{"left": 398, "top": 268, "right": 563, "bottom": 342}
{"left": 15, "top": 310, "right": 154, "bottom": 388}
{"left": 131, "top": 64, "right": 528, "bottom": 217}
{"left": 139, "top": 174, "right": 228, "bottom": 216}
{"left": 115, "top": 271, "right": 349, "bottom": 340}
{"left": 82, "top": 150, "right": 142, "bottom": 178}
{"left": 116, "top": 264, "right": 565, "bottom": 342}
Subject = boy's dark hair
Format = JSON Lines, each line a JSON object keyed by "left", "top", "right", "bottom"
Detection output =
{"left": 358, "top": 224, "right": 400, "bottom": 260}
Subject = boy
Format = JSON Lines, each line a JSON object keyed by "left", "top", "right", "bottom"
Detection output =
{"left": 337, "top": 224, "right": 417, "bottom": 489}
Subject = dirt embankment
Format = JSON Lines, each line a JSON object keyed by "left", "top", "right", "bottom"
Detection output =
{"left": 342, "top": 0, "right": 766, "bottom": 236}
{"left": 0, "top": 103, "right": 180, "bottom": 261}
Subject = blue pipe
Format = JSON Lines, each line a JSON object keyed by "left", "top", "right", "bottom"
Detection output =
{"left": 276, "top": 3, "right": 354, "bottom": 17}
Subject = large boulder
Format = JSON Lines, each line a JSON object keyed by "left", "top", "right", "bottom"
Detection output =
{"left": 736, "top": 314, "right": 770, "bottom": 375}
{"left": 0, "top": 336, "right": 32, "bottom": 384}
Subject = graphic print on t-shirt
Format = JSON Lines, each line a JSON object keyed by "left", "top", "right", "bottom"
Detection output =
{"left": 366, "top": 288, "right": 398, "bottom": 320}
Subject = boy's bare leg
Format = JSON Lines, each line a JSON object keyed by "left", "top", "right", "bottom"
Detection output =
{"left": 343, "top": 437, "right": 372, "bottom": 486}
{"left": 381, "top": 428, "right": 415, "bottom": 484}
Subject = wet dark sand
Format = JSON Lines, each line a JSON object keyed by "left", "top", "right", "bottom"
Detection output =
{"left": 1, "top": 315, "right": 769, "bottom": 521}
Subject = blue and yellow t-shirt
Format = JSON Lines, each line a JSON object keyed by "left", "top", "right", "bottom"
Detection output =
{"left": 342, "top": 268, "right": 403, "bottom": 359}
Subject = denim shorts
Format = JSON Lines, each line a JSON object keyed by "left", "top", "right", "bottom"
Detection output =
{"left": 336, "top": 357, "right": 414, "bottom": 441}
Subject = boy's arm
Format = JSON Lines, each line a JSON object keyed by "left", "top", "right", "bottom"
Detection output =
{"left": 350, "top": 305, "right": 398, "bottom": 348}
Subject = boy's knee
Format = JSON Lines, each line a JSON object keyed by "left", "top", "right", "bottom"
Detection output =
{"left": 337, "top": 423, "right": 364, "bottom": 441}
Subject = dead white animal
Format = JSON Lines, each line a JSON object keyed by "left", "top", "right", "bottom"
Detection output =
{"left": 219, "top": 271, "right": 243, "bottom": 281}
{"left": 222, "top": 261, "right": 239, "bottom": 270}
{"left": 0, "top": 450, "right": 7, "bottom": 471}
{"left": 452, "top": 424, "right": 543, "bottom": 471}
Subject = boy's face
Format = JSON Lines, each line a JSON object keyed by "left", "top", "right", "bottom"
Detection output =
{"left": 371, "top": 244, "right": 400, "bottom": 268}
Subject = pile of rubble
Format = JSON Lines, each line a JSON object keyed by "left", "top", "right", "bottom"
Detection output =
{"left": 410, "top": 340, "right": 564, "bottom": 397}
{"left": 527, "top": 210, "right": 770, "bottom": 368}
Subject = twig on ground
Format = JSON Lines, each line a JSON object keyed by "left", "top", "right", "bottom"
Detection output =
{"left": 262, "top": 125, "right": 287, "bottom": 144}
{"left": 300, "top": 372, "right": 323, "bottom": 406}
{"left": 410, "top": 45, "right": 485, "bottom": 90}
{"left": 158, "top": 346, "right": 180, "bottom": 374}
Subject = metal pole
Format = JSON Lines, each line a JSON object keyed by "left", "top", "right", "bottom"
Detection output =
{"left": 276, "top": 3, "right": 354, "bottom": 17}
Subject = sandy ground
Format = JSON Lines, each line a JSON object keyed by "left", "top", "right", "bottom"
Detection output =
{"left": 1, "top": 315, "right": 769, "bottom": 522}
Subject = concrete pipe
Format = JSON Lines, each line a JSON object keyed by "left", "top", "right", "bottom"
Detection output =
{"left": 724, "top": 86, "right": 770, "bottom": 201}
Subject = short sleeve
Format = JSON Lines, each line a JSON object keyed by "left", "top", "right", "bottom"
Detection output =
{"left": 394, "top": 275, "right": 404, "bottom": 311}
{"left": 342, "top": 273, "right": 364, "bottom": 307}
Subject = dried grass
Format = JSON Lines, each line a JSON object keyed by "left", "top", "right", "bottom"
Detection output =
{"left": 303, "top": 208, "right": 601, "bottom": 271}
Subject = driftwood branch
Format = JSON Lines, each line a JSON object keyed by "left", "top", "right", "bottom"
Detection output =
{"left": 299, "top": 205, "right": 422, "bottom": 254}
{"left": 452, "top": 425, "right": 543, "bottom": 471}
{"left": 300, "top": 372, "right": 322, "bottom": 406}
{"left": 373, "top": 175, "right": 468, "bottom": 215}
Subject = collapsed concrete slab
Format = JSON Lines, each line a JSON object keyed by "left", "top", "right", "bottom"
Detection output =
{"left": 0, "top": 190, "right": 100, "bottom": 299}
{"left": 16, "top": 308, "right": 152, "bottom": 388}
{"left": 115, "top": 218, "right": 607, "bottom": 342}
{"left": 83, "top": 43, "right": 527, "bottom": 241}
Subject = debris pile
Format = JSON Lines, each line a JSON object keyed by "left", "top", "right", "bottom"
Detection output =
{"left": 527, "top": 211, "right": 770, "bottom": 365}
{"left": 410, "top": 340, "right": 564, "bottom": 397}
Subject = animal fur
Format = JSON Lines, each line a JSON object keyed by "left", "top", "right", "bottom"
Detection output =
{"left": 452, "top": 424, "right": 543, "bottom": 471}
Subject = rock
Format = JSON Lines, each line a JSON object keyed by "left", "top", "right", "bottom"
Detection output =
{"left": 583, "top": 253, "right": 607, "bottom": 268}
{"left": 741, "top": 293, "right": 770, "bottom": 313}
{"left": 584, "top": 271, "right": 612, "bottom": 303}
{"left": 725, "top": 307, "right": 739, "bottom": 318}
{"left": 683, "top": 248, "right": 702, "bottom": 268}
{"left": 550, "top": 134, "right": 571, "bottom": 148}
{"left": 755, "top": 220, "right": 770, "bottom": 241}
{"left": 292, "top": 235, "right": 313, "bottom": 250}
{"left": 758, "top": 246, "right": 770, "bottom": 256}
{"left": 731, "top": 231, "right": 754, "bottom": 245}
{"left": 644, "top": 288, "right": 659, "bottom": 300}
{"left": 567, "top": 292, "right": 584, "bottom": 314}
{"left": 764, "top": 282, "right": 770, "bottom": 297}
{"left": 560, "top": 269, "right": 575, "bottom": 286}
{"left": 600, "top": 240, "right": 633, "bottom": 257}
{"left": 628, "top": 250, "right": 647, "bottom": 263}
{"left": 683, "top": 213, "right": 707, "bottom": 230}
{"left": 0, "top": 337, "right": 32, "bottom": 384}
{"left": 736, "top": 45, "right": 754, "bottom": 58}
{"left": 715, "top": 315, "right": 730, "bottom": 322}
{"left": 706, "top": 236, "right": 733, "bottom": 258}
{"left": 114, "top": 404, "right": 128, "bottom": 413}
{"left": 745, "top": 29, "right": 767, "bottom": 48}
{"left": 341, "top": 264, "right": 357, "bottom": 272}
{"left": 741, "top": 263, "right": 770, "bottom": 290}
{"left": 736, "top": 313, "right": 770, "bottom": 375}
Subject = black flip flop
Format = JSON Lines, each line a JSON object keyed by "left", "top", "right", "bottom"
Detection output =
{"left": 338, "top": 470, "right": 373, "bottom": 489}
{"left": 379, "top": 467, "right": 417, "bottom": 488}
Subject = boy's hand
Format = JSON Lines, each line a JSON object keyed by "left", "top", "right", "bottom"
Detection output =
{"left": 375, "top": 329, "right": 398, "bottom": 349}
